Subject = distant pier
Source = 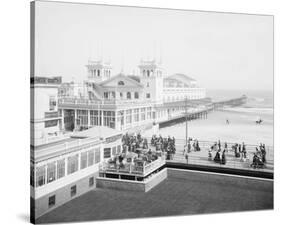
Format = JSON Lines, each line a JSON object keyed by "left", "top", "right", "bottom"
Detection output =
{"left": 158, "top": 95, "right": 247, "bottom": 128}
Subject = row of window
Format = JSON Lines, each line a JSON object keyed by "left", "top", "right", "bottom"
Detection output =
{"left": 34, "top": 148, "right": 101, "bottom": 187}
{"left": 142, "top": 69, "right": 162, "bottom": 77}
{"left": 48, "top": 177, "right": 95, "bottom": 208}
{"left": 89, "top": 69, "right": 111, "bottom": 77}
{"left": 104, "top": 145, "right": 122, "bottom": 159}
{"left": 103, "top": 91, "right": 139, "bottom": 100}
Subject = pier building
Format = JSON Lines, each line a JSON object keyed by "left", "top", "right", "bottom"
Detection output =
{"left": 58, "top": 59, "right": 206, "bottom": 132}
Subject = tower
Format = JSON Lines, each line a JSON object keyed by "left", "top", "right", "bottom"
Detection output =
{"left": 86, "top": 60, "right": 112, "bottom": 83}
{"left": 138, "top": 59, "right": 164, "bottom": 103}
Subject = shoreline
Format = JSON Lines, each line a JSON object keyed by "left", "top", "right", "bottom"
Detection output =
{"left": 143, "top": 108, "right": 273, "bottom": 147}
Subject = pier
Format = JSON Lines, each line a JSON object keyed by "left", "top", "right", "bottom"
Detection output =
{"left": 158, "top": 95, "right": 247, "bottom": 128}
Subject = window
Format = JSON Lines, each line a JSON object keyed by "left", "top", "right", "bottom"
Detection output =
{"left": 70, "top": 185, "right": 77, "bottom": 197}
{"left": 104, "top": 92, "right": 109, "bottom": 99}
{"left": 127, "top": 92, "right": 131, "bottom": 99}
{"left": 147, "top": 70, "right": 150, "bottom": 77}
{"left": 94, "top": 148, "right": 101, "bottom": 163}
{"left": 112, "top": 147, "right": 117, "bottom": 156}
{"left": 117, "top": 145, "right": 121, "bottom": 154}
{"left": 146, "top": 93, "right": 150, "bottom": 99}
{"left": 77, "top": 110, "right": 88, "bottom": 127}
{"left": 88, "top": 150, "right": 94, "bottom": 167}
{"left": 120, "top": 92, "right": 123, "bottom": 98}
{"left": 118, "top": 81, "right": 124, "bottom": 85}
{"left": 89, "top": 177, "right": 94, "bottom": 187}
{"left": 49, "top": 96, "right": 56, "bottom": 111}
{"left": 104, "top": 148, "right": 111, "bottom": 159}
{"left": 133, "top": 108, "right": 139, "bottom": 122}
{"left": 57, "top": 159, "right": 65, "bottom": 179}
{"left": 45, "top": 120, "right": 58, "bottom": 128}
{"left": 67, "top": 154, "right": 78, "bottom": 175}
{"left": 97, "top": 70, "right": 100, "bottom": 76}
{"left": 103, "top": 111, "right": 115, "bottom": 128}
{"left": 48, "top": 195, "right": 56, "bottom": 208}
{"left": 147, "top": 107, "right": 152, "bottom": 120}
{"left": 36, "top": 166, "right": 46, "bottom": 187}
{"left": 141, "top": 108, "right": 146, "bottom": 121}
{"left": 134, "top": 92, "right": 139, "bottom": 99}
{"left": 90, "top": 110, "right": 101, "bottom": 126}
{"left": 80, "top": 152, "right": 88, "bottom": 170}
{"left": 47, "top": 162, "right": 56, "bottom": 183}
{"left": 126, "top": 109, "right": 132, "bottom": 124}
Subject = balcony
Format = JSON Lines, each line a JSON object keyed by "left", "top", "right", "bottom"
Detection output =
{"left": 99, "top": 154, "right": 166, "bottom": 177}
{"left": 58, "top": 97, "right": 155, "bottom": 108}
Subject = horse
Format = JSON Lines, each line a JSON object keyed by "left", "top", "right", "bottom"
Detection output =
{"left": 256, "top": 119, "right": 263, "bottom": 124}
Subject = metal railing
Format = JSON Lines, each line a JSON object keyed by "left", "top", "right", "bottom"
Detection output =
{"left": 144, "top": 138, "right": 273, "bottom": 172}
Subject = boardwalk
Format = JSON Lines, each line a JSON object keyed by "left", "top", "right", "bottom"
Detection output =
{"left": 147, "top": 139, "right": 274, "bottom": 173}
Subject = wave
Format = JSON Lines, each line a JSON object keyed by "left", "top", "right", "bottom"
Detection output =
{"left": 248, "top": 97, "right": 265, "bottom": 102}
{"left": 223, "top": 106, "right": 273, "bottom": 115}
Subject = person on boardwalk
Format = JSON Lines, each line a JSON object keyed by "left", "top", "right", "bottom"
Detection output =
{"left": 188, "top": 141, "right": 191, "bottom": 153}
{"left": 224, "top": 142, "right": 228, "bottom": 152}
{"left": 185, "top": 150, "right": 188, "bottom": 164}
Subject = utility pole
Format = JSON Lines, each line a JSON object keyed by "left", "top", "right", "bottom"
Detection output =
{"left": 185, "top": 97, "right": 188, "bottom": 146}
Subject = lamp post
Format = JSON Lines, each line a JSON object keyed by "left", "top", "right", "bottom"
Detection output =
{"left": 185, "top": 97, "right": 188, "bottom": 146}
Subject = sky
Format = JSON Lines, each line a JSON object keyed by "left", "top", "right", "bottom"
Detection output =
{"left": 34, "top": 1, "right": 273, "bottom": 91}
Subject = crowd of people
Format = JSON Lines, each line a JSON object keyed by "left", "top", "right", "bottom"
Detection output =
{"left": 208, "top": 140, "right": 228, "bottom": 164}
{"left": 122, "top": 133, "right": 149, "bottom": 152}
{"left": 251, "top": 143, "right": 267, "bottom": 168}
{"left": 122, "top": 133, "right": 268, "bottom": 169}
{"left": 232, "top": 142, "right": 247, "bottom": 161}
{"left": 150, "top": 135, "right": 176, "bottom": 159}
{"left": 121, "top": 133, "right": 177, "bottom": 160}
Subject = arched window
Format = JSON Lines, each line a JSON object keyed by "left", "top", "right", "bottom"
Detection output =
{"left": 118, "top": 81, "right": 125, "bottom": 85}
{"left": 97, "top": 70, "right": 100, "bottom": 76}
{"left": 134, "top": 92, "right": 139, "bottom": 99}
{"left": 147, "top": 70, "right": 150, "bottom": 77}
{"left": 127, "top": 92, "right": 131, "bottom": 99}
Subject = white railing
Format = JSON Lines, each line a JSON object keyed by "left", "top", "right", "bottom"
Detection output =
{"left": 58, "top": 97, "right": 155, "bottom": 107}
{"left": 99, "top": 155, "right": 166, "bottom": 176}
{"left": 34, "top": 135, "right": 101, "bottom": 161}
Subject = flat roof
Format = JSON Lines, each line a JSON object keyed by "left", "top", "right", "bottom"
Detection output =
{"left": 31, "top": 127, "right": 122, "bottom": 163}
{"left": 35, "top": 169, "right": 273, "bottom": 223}
{"left": 71, "top": 126, "right": 122, "bottom": 139}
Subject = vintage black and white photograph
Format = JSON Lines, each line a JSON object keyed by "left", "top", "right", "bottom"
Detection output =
{"left": 30, "top": 0, "right": 274, "bottom": 224}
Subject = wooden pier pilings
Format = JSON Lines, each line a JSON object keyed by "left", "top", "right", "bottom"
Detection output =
{"left": 158, "top": 95, "right": 247, "bottom": 129}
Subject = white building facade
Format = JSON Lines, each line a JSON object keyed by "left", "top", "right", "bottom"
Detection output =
{"left": 58, "top": 59, "right": 206, "bottom": 132}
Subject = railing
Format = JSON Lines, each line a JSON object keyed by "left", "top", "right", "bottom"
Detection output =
{"left": 99, "top": 155, "right": 166, "bottom": 176}
{"left": 144, "top": 138, "right": 274, "bottom": 172}
{"left": 34, "top": 135, "right": 101, "bottom": 162}
{"left": 143, "top": 155, "right": 166, "bottom": 174}
{"left": 58, "top": 97, "right": 155, "bottom": 107}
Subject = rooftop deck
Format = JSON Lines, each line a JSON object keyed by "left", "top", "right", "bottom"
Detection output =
{"left": 36, "top": 168, "right": 273, "bottom": 223}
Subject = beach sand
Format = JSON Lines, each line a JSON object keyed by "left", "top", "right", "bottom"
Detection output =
{"left": 144, "top": 108, "right": 273, "bottom": 147}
